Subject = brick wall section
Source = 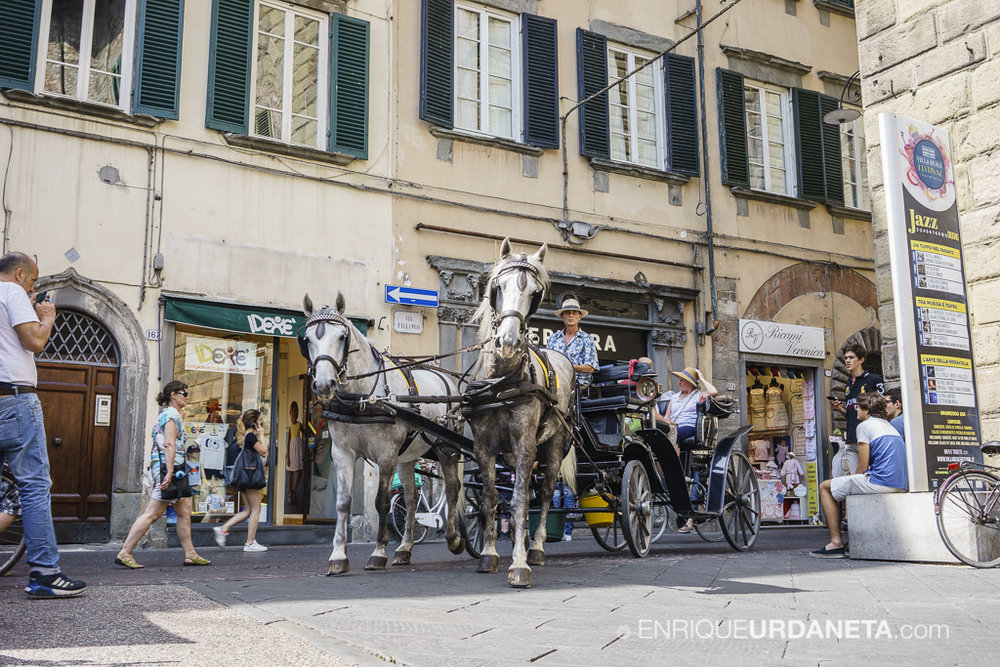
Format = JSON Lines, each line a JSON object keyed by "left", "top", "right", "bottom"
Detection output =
{"left": 743, "top": 263, "right": 877, "bottom": 321}
{"left": 857, "top": 0, "right": 1000, "bottom": 439}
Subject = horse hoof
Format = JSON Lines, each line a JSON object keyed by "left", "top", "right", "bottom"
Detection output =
{"left": 477, "top": 554, "right": 500, "bottom": 573}
{"left": 392, "top": 551, "right": 412, "bottom": 566}
{"left": 447, "top": 536, "right": 466, "bottom": 555}
{"left": 365, "top": 556, "right": 388, "bottom": 570}
{"left": 527, "top": 548, "right": 545, "bottom": 566}
{"left": 327, "top": 559, "right": 349, "bottom": 575}
{"left": 508, "top": 567, "right": 532, "bottom": 588}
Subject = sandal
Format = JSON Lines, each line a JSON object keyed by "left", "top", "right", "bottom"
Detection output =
{"left": 183, "top": 555, "right": 211, "bottom": 566}
{"left": 114, "top": 553, "right": 144, "bottom": 569}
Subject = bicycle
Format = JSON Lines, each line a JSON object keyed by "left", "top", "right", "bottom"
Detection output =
{"left": 389, "top": 460, "right": 447, "bottom": 545}
{"left": 0, "top": 462, "right": 26, "bottom": 576}
{"left": 935, "top": 441, "right": 1000, "bottom": 568}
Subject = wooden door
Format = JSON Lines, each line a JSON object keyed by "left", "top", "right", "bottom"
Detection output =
{"left": 36, "top": 363, "right": 118, "bottom": 542}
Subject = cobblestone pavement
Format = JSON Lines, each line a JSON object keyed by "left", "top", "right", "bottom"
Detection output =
{"left": 2, "top": 527, "right": 999, "bottom": 666}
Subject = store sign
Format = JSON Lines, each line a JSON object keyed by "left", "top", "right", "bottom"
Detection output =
{"left": 881, "top": 113, "right": 982, "bottom": 491}
{"left": 164, "top": 297, "right": 369, "bottom": 337}
{"left": 738, "top": 319, "right": 824, "bottom": 359}
{"left": 393, "top": 310, "right": 423, "bottom": 335}
{"left": 528, "top": 319, "right": 647, "bottom": 362}
{"left": 184, "top": 335, "right": 257, "bottom": 376}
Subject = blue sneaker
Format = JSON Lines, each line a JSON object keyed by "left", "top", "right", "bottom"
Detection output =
{"left": 25, "top": 571, "right": 87, "bottom": 598}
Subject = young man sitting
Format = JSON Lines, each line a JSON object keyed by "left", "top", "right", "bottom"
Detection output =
{"left": 810, "top": 393, "right": 908, "bottom": 558}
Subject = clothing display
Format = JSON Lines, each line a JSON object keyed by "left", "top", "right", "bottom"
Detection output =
{"left": 781, "top": 453, "right": 805, "bottom": 487}
{"left": 765, "top": 385, "right": 789, "bottom": 429}
{"left": 750, "top": 439, "right": 770, "bottom": 462}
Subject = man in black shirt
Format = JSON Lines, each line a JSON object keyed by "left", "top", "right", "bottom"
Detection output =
{"left": 827, "top": 342, "right": 884, "bottom": 477}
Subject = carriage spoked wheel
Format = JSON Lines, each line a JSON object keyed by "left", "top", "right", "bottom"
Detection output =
{"left": 719, "top": 452, "right": 762, "bottom": 551}
{"left": 620, "top": 460, "right": 653, "bottom": 558}
{"left": 590, "top": 514, "right": 628, "bottom": 552}
{"left": 459, "top": 474, "right": 487, "bottom": 559}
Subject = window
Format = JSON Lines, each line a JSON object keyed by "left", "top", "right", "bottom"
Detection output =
{"left": 719, "top": 68, "right": 844, "bottom": 206}
{"left": 251, "top": 1, "right": 328, "bottom": 148}
{"left": 421, "top": 1, "right": 559, "bottom": 149}
{"left": 841, "top": 117, "right": 869, "bottom": 210}
{"left": 577, "top": 29, "right": 699, "bottom": 175}
{"left": 207, "top": 0, "right": 369, "bottom": 159}
{"left": 744, "top": 83, "right": 791, "bottom": 195}
{"left": 0, "top": 0, "right": 183, "bottom": 119}
{"left": 36, "top": 0, "right": 136, "bottom": 110}
{"left": 608, "top": 46, "right": 663, "bottom": 169}
{"left": 454, "top": 4, "right": 519, "bottom": 140}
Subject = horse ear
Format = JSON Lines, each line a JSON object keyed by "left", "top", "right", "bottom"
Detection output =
{"left": 303, "top": 293, "right": 314, "bottom": 317}
{"left": 534, "top": 243, "right": 548, "bottom": 263}
{"left": 335, "top": 292, "right": 346, "bottom": 315}
{"left": 500, "top": 237, "right": 512, "bottom": 259}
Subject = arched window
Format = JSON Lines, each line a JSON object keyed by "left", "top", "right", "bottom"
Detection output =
{"left": 37, "top": 310, "right": 119, "bottom": 367}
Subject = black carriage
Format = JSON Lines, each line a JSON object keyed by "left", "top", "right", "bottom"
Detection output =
{"left": 456, "top": 360, "right": 762, "bottom": 558}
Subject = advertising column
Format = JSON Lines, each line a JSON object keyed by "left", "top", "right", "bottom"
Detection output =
{"left": 880, "top": 114, "right": 982, "bottom": 492}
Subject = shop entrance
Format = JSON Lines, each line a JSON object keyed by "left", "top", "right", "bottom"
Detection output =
{"left": 743, "top": 360, "right": 824, "bottom": 526}
{"left": 36, "top": 310, "right": 120, "bottom": 542}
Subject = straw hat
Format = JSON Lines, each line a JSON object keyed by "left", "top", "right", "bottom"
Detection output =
{"left": 670, "top": 366, "right": 702, "bottom": 389}
{"left": 554, "top": 296, "right": 589, "bottom": 318}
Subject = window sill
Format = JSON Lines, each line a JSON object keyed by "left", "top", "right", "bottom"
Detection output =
{"left": 826, "top": 203, "right": 871, "bottom": 221}
{"left": 222, "top": 133, "right": 357, "bottom": 166}
{"left": 813, "top": 1, "right": 855, "bottom": 19}
{"left": 429, "top": 126, "right": 544, "bottom": 157}
{"left": 589, "top": 158, "right": 691, "bottom": 186}
{"left": 730, "top": 187, "right": 817, "bottom": 210}
{"left": 0, "top": 89, "right": 161, "bottom": 127}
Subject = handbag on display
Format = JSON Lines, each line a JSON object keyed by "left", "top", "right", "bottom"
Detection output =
{"left": 231, "top": 445, "right": 267, "bottom": 490}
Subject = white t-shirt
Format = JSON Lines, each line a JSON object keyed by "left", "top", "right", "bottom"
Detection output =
{"left": 0, "top": 282, "right": 39, "bottom": 386}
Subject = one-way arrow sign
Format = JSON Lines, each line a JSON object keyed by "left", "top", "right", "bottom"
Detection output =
{"left": 385, "top": 285, "right": 439, "bottom": 307}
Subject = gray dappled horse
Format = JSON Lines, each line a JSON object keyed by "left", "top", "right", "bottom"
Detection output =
{"left": 299, "top": 293, "right": 465, "bottom": 575}
{"left": 467, "top": 239, "right": 576, "bottom": 588}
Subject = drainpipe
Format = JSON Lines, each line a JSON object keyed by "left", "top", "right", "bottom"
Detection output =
{"left": 697, "top": 0, "right": 719, "bottom": 337}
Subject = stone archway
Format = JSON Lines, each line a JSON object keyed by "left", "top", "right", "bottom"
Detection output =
{"left": 35, "top": 268, "right": 150, "bottom": 541}
{"left": 744, "top": 263, "right": 877, "bottom": 322}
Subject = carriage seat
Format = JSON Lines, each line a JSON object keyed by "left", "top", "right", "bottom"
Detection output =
{"left": 591, "top": 361, "right": 653, "bottom": 385}
{"left": 579, "top": 395, "right": 628, "bottom": 412}
{"left": 675, "top": 396, "right": 738, "bottom": 450}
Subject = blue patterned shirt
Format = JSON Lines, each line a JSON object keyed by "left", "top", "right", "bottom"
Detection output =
{"left": 547, "top": 328, "right": 599, "bottom": 385}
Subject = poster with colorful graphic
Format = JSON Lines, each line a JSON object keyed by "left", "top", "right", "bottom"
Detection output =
{"left": 184, "top": 335, "right": 258, "bottom": 376}
{"left": 880, "top": 114, "right": 982, "bottom": 491}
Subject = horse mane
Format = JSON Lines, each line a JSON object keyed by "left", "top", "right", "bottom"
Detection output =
{"left": 473, "top": 251, "right": 550, "bottom": 344}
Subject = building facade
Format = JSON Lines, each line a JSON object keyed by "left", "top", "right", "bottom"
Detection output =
{"left": 0, "top": 0, "right": 874, "bottom": 543}
{"left": 855, "top": 0, "right": 1000, "bottom": 445}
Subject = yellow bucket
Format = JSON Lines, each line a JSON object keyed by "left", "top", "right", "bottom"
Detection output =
{"left": 580, "top": 493, "right": 614, "bottom": 527}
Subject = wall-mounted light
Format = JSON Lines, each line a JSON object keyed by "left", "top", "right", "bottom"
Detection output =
{"left": 823, "top": 69, "right": 862, "bottom": 125}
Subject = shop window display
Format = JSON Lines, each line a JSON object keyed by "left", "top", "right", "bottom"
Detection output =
{"left": 173, "top": 330, "right": 274, "bottom": 519}
{"left": 746, "top": 365, "right": 818, "bottom": 523}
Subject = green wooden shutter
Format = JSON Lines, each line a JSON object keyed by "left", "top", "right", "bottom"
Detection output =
{"left": 133, "top": 0, "right": 184, "bottom": 119}
{"left": 0, "top": 0, "right": 41, "bottom": 91}
{"left": 206, "top": 0, "right": 253, "bottom": 134}
{"left": 793, "top": 88, "right": 827, "bottom": 202}
{"left": 820, "top": 94, "right": 844, "bottom": 206}
{"left": 522, "top": 14, "right": 559, "bottom": 149}
{"left": 419, "top": 0, "right": 453, "bottom": 127}
{"left": 576, "top": 28, "right": 608, "bottom": 159}
{"left": 717, "top": 68, "right": 748, "bottom": 187}
{"left": 330, "top": 14, "right": 369, "bottom": 158}
{"left": 665, "top": 54, "right": 699, "bottom": 176}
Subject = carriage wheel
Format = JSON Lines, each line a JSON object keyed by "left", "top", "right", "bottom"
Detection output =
{"left": 590, "top": 515, "right": 628, "bottom": 552}
{"left": 719, "top": 452, "right": 761, "bottom": 551}
{"left": 458, "top": 474, "right": 486, "bottom": 559}
{"left": 620, "top": 460, "right": 653, "bottom": 558}
{"left": 690, "top": 479, "right": 725, "bottom": 543}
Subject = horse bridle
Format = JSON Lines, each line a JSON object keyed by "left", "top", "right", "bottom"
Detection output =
{"left": 488, "top": 256, "right": 544, "bottom": 335}
{"left": 297, "top": 309, "right": 355, "bottom": 381}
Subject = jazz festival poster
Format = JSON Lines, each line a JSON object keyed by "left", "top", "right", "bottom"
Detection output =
{"left": 880, "top": 113, "right": 982, "bottom": 491}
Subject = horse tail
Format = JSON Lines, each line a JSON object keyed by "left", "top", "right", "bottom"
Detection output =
{"left": 559, "top": 446, "right": 577, "bottom": 497}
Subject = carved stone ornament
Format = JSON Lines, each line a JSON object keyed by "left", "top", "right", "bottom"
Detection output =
{"left": 439, "top": 270, "right": 482, "bottom": 304}
{"left": 650, "top": 329, "right": 686, "bottom": 346}
{"left": 654, "top": 299, "right": 683, "bottom": 325}
{"left": 438, "top": 306, "right": 476, "bottom": 324}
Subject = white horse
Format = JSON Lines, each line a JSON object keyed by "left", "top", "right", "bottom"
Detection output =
{"left": 299, "top": 293, "right": 465, "bottom": 574}
{"left": 466, "top": 239, "right": 577, "bottom": 588}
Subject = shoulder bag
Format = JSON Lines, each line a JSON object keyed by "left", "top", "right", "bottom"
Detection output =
{"left": 231, "top": 444, "right": 267, "bottom": 490}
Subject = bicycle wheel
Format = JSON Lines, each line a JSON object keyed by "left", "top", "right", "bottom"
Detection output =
{"left": 650, "top": 505, "right": 668, "bottom": 543}
{"left": 390, "top": 492, "right": 430, "bottom": 545}
{"left": 0, "top": 468, "right": 25, "bottom": 576}
{"left": 936, "top": 470, "right": 1000, "bottom": 568}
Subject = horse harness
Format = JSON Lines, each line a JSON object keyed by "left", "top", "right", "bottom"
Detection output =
{"left": 488, "top": 255, "right": 544, "bottom": 333}
{"left": 298, "top": 307, "right": 459, "bottom": 455}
